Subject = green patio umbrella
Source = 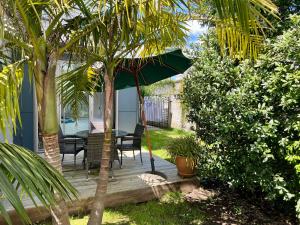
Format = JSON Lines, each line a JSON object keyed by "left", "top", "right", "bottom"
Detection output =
{"left": 114, "top": 49, "right": 192, "bottom": 90}
{"left": 104, "top": 49, "right": 192, "bottom": 174}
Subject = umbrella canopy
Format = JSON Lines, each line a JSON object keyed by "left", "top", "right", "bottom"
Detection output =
{"left": 96, "top": 49, "right": 192, "bottom": 174}
{"left": 111, "top": 49, "right": 192, "bottom": 174}
{"left": 114, "top": 49, "right": 192, "bottom": 90}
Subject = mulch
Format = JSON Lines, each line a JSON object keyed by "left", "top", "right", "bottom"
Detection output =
{"left": 183, "top": 186, "right": 296, "bottom": 225}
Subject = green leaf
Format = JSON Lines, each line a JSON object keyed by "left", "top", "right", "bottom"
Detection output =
{"left": 0, "top": 143, "right": 78, "bottom": 224}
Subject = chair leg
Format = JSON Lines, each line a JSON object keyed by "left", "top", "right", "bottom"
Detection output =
{"left": 140, "top": 149, "right": 143, "bottom": 164}
{"left": 133, "top": 150, "right": 135, "bottom": 160}
{"left": 82, "top": 158, "right": 86, "bottom": 169}
{"left": 61, "top": 154, "right": 64, "bottom": 162}
{"left": 120, "top": 150, "right": 123, "bottom": 165}
{"left": 82, "top": 150, "right": 86, "bottom": 169}
{"left": 74, "top": 154, "right": 76, "bottom": 170}
{"left": 116, "top": 149, "right": 121, "bottom": 168}
{"left": 86, "top": 163, "right": 89, "bottom": 180}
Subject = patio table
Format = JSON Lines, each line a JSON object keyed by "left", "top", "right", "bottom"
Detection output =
{"left": 76, "top": 129, "right": 128, "bottom": 139}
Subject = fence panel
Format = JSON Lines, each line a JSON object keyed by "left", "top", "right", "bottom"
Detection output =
{"left": 144, "top": 96, "right": 170, "bottom": 128}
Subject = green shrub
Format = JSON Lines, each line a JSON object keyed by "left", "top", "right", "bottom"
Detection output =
{"left": 182, "top": 15, "right": 300, "bottom": 219}
{"left": 166, "top": 135, "right": 202, "bottom": 160}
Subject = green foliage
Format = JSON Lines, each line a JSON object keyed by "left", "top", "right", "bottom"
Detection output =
{"left": 202, "top": 0, "right": 278, "bottom": 59}
{"left": 182, "top": 15, "right": 300, "bottom": 219}
{"left": 0, "top": 143, "right": 78, "bottom": 225}
{"left": 0, "top": 61, "right": 24, "bottom": 138}
{"left": 266, "top": 0, "right": 300, "bottom": 36}
{"left": 56, "top": 65, "right": 99, "bottom": 120}
{"left": 0, "top": 0, "right": 101, "bottom": 134}
{"left": 166, "top": 135, "right": 202, "bottom": 160}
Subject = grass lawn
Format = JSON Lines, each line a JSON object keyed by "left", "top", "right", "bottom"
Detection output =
{"left": 39, "top": 189, "right": 292, "bottom": 225}
{"left": 141, "top": 128, "right": 192, "bottom": 161}
{"left": 39, "top": 192, "right": 206, "bottom": 225}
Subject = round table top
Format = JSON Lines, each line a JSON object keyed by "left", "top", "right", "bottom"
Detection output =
{"left": 76, "top": 129, "right": 128, "bottom": 138}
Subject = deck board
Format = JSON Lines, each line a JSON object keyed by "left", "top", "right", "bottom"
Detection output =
{"left": 1, "top": 150, "right": 198, "bottom": 224}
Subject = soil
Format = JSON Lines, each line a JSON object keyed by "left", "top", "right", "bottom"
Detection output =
{"left": 183, "top": 185, "right": 297, "bottom": 225}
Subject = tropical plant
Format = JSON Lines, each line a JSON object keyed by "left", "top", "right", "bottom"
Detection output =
{"left": 0, "top": 0, "right": 278, "bottom": 225}
{"left": 0, "top": 143, "right": 78, "bottom": 225}
{"left": 69, "top": 2, "right": 188, "bottom": 224}
{"left": 56, "top": 1, "right": 277, "bottom": 224}
{"left": 265, "top": 0, "right": 300, "bottom": 36}
{"left": 182, "top": 15, "right": 300, "bottom": 219}
{"left": 167, "top": 135, "right": 202, "bottom": 160}
{"left": 0, "top": 0, "right": 99, "bottom": 224}
{"left": 195, "top": 0, "right": 278, "bottom": 58}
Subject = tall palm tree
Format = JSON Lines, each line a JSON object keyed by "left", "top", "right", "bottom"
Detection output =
{"left": 57, "top": 1, "right": 188, "bottom": 225}
{"left": 0, "top": 0, "right": 99, "bottom": 224}
{"left": 57, "top": 1, "right": 277, "bottom": 225}
{"left": 1, "top": 0, "right": 277, "bottom": 225}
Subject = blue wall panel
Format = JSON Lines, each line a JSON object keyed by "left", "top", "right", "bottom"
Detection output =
{"left": 13, "top": 65, "right": 34, "bottom": 151}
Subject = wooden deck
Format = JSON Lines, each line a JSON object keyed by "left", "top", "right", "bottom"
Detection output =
{"left": 1, "top": 150, "right": 198, "bottom": 224}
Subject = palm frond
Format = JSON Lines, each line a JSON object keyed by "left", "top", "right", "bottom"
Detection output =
{"left": 59, "top": 15, "right": 108, "bottom": 55}
{"left": 0, "top": 143, "right": 78, "bottom": 225}
{"left": 215, "top": 20, "right": 264, "bottom": 58}
{"left": 137, "top": 11, "right": 188, "bottom": 57}
{"left": 212, "top": 0, "right": 278, "bottom": 58}
{"left": 56, "top": 64, "right": 99, "bottom": 120}
{"left": 0, "top": 61, "right": 25, "bottom": 140}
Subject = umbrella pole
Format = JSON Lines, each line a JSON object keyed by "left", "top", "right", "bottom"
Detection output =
{"left": 133, "top": 72, "right": 156, "bottom": 173}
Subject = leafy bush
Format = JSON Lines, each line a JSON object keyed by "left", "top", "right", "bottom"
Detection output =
{"left": 166, "top": 135, "right": 202, "bottom": 160}
{"left": 182, "top": 15, "right": 300, "bottom": 219}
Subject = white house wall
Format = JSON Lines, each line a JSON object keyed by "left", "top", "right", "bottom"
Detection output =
{"left": 116, "top": 87, "right": 139, "bottom": 133}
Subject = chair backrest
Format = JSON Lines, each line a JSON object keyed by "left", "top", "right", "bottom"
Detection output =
{"left": 134, "top": 124, "right": 145, "bottom": 137}
{"left": 133, "top": 124, "right": 144, "bottom": 147}
{"left": 90, "top": 121, "right": 96, "bottom": 131}
{"left": 58, "top": 126, "right": 64, "bottom": 139}
{"left": 58, "top": 127, "right": 65, "bottom": 151}
{"left": 86, "top": 133, "right": 116, "bottom": 166}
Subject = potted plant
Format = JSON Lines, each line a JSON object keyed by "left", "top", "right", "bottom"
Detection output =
{"left": 167, "top": 135, "right": 200, "bottom": 178}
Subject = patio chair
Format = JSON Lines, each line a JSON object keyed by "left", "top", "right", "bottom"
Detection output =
{"left": 117, "top": 124, "right": 145, "bottom": 166}
{"left": 85, "top": 133, "right": 120, "bottom": 179}
{"left": 58, "top": 127, "right": 85, "bottom": 169}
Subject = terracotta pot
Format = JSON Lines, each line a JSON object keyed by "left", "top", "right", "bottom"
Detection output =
{"left": 175, "top": 156, "right": 196, "bottom": 178}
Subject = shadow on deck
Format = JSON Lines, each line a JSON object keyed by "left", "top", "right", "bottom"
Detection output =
{"left": 1, "top": 151, "right": 198, "bottom": 224}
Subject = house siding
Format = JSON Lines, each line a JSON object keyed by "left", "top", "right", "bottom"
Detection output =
{"left": 13, "top": 65, "right": 37, "bottom": 151}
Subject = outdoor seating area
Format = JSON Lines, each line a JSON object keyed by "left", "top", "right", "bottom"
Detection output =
{"left": 1, "top": 1, "right": 300, "bottom": 225}
{"left": 2, "top": 147, "right": 198, "bottom": 224}
{"left": 59, "top": 123, "right": 145, "bottom": 175}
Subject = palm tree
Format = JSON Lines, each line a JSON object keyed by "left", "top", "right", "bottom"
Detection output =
{"left": 57, "top": 1, "right": 188, "bottom": 224}
{"left": 0, "top": 0, "right": 99, "bottom": 224}
{"left": 0, "top": 0, "right": 277, "bottom": 225}
{"left": 57, "top": 1, "right": 277, "bottom": 225}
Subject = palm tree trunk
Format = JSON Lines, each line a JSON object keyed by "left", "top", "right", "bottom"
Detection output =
{"left": 88, "top": 68, "right": 114, "bottom": 225}
{"left": 37, "top": 52, "right": 71, "bottom": 225}
{"left": 42, "top": 134, "right": 70, "bottom": 225}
